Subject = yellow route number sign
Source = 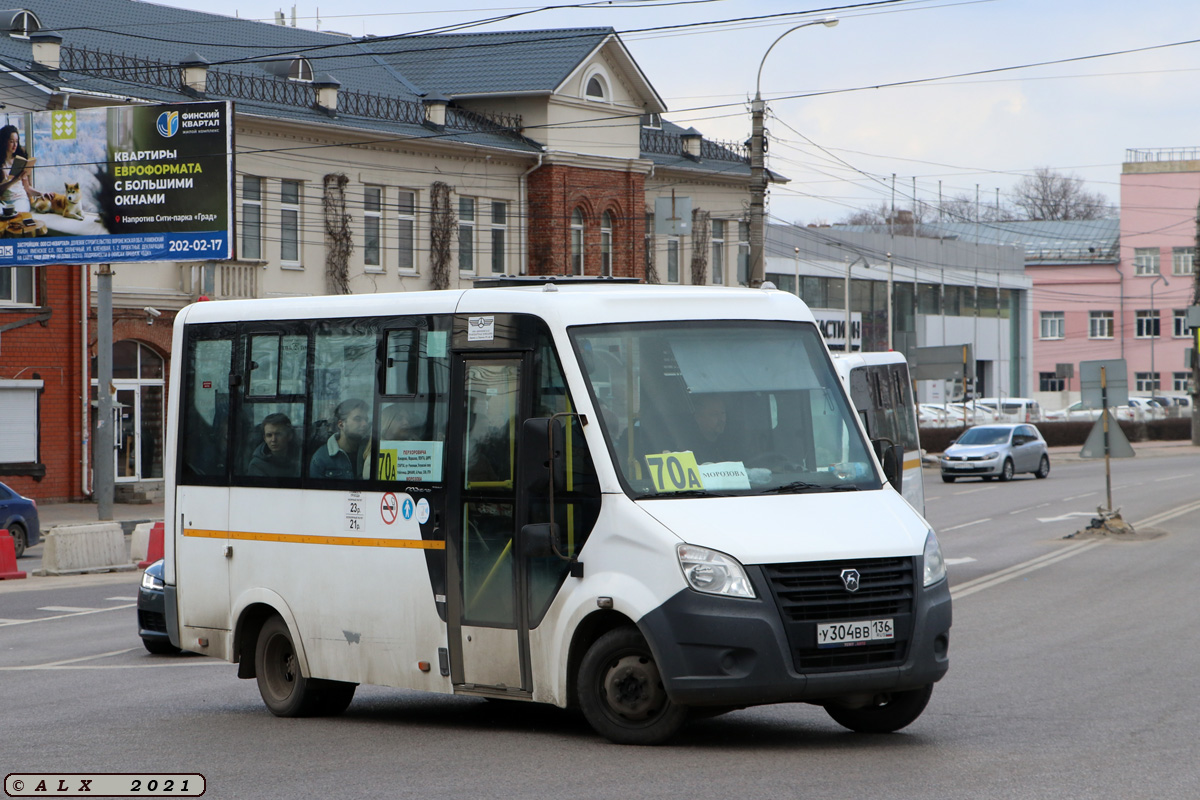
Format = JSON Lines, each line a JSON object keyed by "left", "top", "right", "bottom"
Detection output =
{"left": 644, "top": 451, "right": 704, "bottom": 493}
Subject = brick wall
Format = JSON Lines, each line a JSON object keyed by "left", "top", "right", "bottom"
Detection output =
{"left": 0, "top": 264, "right": 86, "bottom": 501}
{"left": 527, "top": 164, "right": 645, "bottom": 278}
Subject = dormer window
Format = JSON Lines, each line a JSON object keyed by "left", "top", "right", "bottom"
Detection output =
{"left": 641, "top": 112, "right": 662, "bottom": 129}
{"left": 289, "top": 57, "right": 313, "bottom": 82}
{"left": 6, "top": 9, "right": 41, "bottom": 38}
{"left": 585, "top": 76, "right": 606, "bottom": 99}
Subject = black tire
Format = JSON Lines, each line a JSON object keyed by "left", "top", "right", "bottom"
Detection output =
{"left": 577, "top": 626, "right": 688, "bottom": 745}
{"left": 998, "top": 458, "right": 1014, "bottom": 482}
{"left": 255, "top": 616, "right": 320, "bottom": 717}
{"left": 941, "top": 475, "right": 955, "bottom": 483}
{"left": 824, "top": 684, "right": 933, "bottom": 733}
{"left": 142, "top": 637, "right": 181, "bottom": 655}
{"left": 9, "top": 523, "right": 26, "bottom": 559}
{"left": 1035, "top": 455, "right": 1050, "bottom": 479}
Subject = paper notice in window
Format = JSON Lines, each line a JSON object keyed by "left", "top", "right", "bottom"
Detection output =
{"left": 697, "top": 461, "right": 751, "bottom": 491}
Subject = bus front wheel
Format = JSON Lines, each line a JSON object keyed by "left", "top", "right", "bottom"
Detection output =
{"left": 577, "top": 626, "right": 688, "bottom": 745}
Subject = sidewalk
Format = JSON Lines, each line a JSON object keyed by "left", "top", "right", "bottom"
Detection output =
{"left": 37, "top": 500, "right": 164, "bottom": 533}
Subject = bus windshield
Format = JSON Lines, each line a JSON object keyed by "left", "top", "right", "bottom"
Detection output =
{"left": 570, "top": 320, "right": 881, "bottom": 498}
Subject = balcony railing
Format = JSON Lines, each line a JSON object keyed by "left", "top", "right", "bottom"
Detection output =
{"left": 1125, "top": 147, "right": 1200, "bottom": 163}
{"left": 182, "top": 262, "right": 260, "bottom": 300}
{"left": 641, "top": 128, "right": 748, "bottom": 164}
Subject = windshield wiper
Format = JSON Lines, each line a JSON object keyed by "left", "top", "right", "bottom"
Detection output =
{"left": 759, "top": 481, "right": 863, "bottom": 495}
{"left": 635, "top": 489, "right": 727, "bottom": 499}
{"left": 758, "top": 481, "right": 823, "bottom": 494}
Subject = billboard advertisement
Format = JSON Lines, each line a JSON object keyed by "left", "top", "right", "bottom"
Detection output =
{"left": 0, "top": 101, "right": 232, "bottom": 266}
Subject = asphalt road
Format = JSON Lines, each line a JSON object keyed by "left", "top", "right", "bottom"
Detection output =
{"left": 3, "top": 453, "right": 1199, "bottom": 799}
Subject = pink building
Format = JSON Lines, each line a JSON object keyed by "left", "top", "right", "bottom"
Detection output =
{"left": 1028, "top": 150, "right": 1198, "bottom": 407}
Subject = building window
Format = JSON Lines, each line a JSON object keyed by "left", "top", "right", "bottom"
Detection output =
{"left": 397, "top": 190, "right": 416, "bottom": 274}
{"left": 1174, "top": 372, "right": 1191, "bottom": 392}
{"left": 1039, "top": 310, "right": 1065, "bottom": 340}
{"left": 1089, "top": 310, "right": 1114, "bottom": 339}
{"left": 240, "top": 175, "right": 262, "bottom": 260}
{"left": 1133, "top": 247, "right": 1160, "bottom": 276}
{"left": 1039, "top": 372, "right": 1065, "bottom": 392}
{"left": 1174, "top": 309, "right": 1190, "bottom": 338}
{"left": 458, "top": 197, "right": 475, "bottom": 274}
{"left": 1135, "top": 372, "right": 1159, "bottom": 392}
{"left": 363, "top": 186, "right": 382, "bottom": 271}
{"left": 1173, "top": 247, "right": 1195, "bottom": 276}
{"left": 8, "top": 10, "right": 41, "bottom": 38}
{"left": 289, "top": 57, "right": 314, "bottom": 82}
{"left": 280, "top": 180, "right": 301, "bottom": 265}
{"left": 1135, "top": 310, "right": 1159, "bottom": 339}
{"left": 667, "top": 236, "right": 679, "bottom": 283}
{"left": 0, "top": 379, "right": 41, "bottom": 464}
{"left": 711, "top": 219, "right": 725, "bottom": 285}
{"left": 737, "top": 221, "right": 750, "bottom": 286}
{"left": 571, "top": 208, "right": 584, "bottom": 276}
{"left": 490, "top": 201, "right": 507, "bottom": 274}
{"left": 585, "top": 74, "right": 607, "bottom": 100}
{"left": 600, "top": 211, "right": 613, "bottom": 277}
{"left": 0, "top": 265, "right": 35, "bottom": 305}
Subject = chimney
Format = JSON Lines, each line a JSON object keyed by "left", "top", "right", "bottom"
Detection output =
{"left": 179, "top": 53, "right": 210, "bottom": 96}
{"left": 30, "top": 32, "right": 62, "bottom": 72}
{"left": 423, "top": 93, "right": 448, "bottom": 127}
{"left": 681, "top": 127, "right": 703, "bottom": 159}
{"left": 313, "top": 74, "right": 340, "bottom": 116}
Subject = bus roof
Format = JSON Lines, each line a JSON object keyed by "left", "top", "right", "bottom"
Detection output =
{"left": 176, "top": 283, "right": 819, "bottom": 327}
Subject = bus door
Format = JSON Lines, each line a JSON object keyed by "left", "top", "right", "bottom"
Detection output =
{"left": 446, "top": 352, "right": 535, "bottom": 694}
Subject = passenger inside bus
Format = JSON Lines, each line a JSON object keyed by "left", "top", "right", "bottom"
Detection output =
{"left": 308, "top": 398, "right": 371, "bottom": 480}
{"left": 247, "top": 412, "right": 300, "bottom": 478}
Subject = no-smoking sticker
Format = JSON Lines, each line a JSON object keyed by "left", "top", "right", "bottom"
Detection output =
{"left": 380, "top": 492, "right": 398, "bottom": 525}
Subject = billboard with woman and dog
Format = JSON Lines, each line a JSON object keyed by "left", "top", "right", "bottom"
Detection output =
{"left": 0, "top": 100, "right": 231, "bottom": 267}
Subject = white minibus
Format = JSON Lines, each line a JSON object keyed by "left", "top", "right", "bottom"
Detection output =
{"left": 832, "top": 351, "right": 925, "bottom": 516}
{"left": 163, "top": 279, "right": 950, "bottom": 744}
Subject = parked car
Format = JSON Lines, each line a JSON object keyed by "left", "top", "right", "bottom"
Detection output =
{"left": 1043, "top": 401, "right": 1141, "bottom": 423}
{"left": 974, "top": 397, "right": 1043, "bottom": 423}
{"left": 0, "top": 480, "right": 40, "bottom": 558}
{"left": 939, "top": 423, "right": 1050, "bottom": 483}
{"left": 138, "top": 559, "right": 180, "bottom": 655}
{"left": 1127, "top": 397, "right": 1166, "bottom": 421}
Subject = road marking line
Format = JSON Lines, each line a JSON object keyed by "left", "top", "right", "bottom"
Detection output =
{"left": 1133, "top": 499, "right": 1200, "bottom": 529}
{"left": 0, "top": 660, "right": 227, "bottom": 671}
{"left": 952, "top": 540, "right": 1104, "bottom": 600}
{"left": 1153, "top": 475, "right": 1191, "bottom": 483}
{"left": 107, "top": 596, "right": 137, "bottom": 602}
{"left": 1063, "top": 492, "right": 1096, "bottom": 501}
{"left": 0, "top": 603, "right": 135, "bottom": 627}
{"left": 944, "top": 557, "right": 977, "bottom": 565}
{"left": 37, "top": 648, "right": 137, "bottom": 667}
{"left": 942, "top": 518, "right": 991, "bottom": 531}
{"left": 38, "top": 606, "right": 96, "bottom": 613}
{"left": 1036, "top": 511, "right": 1095, "bottom": 523}
{"left": 952, "top": 488, "right": 988, "bottom": 496}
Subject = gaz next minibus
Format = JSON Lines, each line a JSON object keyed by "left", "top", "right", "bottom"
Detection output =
{"left": 164, "top": 279, "right": 950, "bottom": 744}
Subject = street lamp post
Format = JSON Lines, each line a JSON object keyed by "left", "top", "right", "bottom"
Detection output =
{"left": 748, "top": 16, "right": 838, "bottom": 288}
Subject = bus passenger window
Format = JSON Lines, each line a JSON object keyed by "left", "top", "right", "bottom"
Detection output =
{"left": 181, "top": 336, "right": 232, "bottom": 480}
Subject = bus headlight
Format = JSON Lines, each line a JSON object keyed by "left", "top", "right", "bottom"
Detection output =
{"left": 923, "top": 530, "right": 947, "bottom": 587}
{"left": 677, "top": 544, "right": 756, "bottom": 599}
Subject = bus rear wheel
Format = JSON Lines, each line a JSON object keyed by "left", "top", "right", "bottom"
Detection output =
{"left": 577, "top": 626, "right": 688, "bottom": 745}
{"left": 255, "top": 616, "right": 355, "bottom": 717}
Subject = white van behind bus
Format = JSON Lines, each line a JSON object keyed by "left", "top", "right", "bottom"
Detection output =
{"left": 163, "top": 279, "right": 950, "bottom": 744}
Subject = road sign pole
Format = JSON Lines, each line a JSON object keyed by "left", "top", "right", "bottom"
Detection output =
{"left": 1102, "top": 366, "right": 1112, "bottom": 513}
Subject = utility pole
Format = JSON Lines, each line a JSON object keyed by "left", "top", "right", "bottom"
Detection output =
{"left": 748, "top": 95, "right": 766, "bottom": 288}
{"left": 95, "top": 263, "right": 114, "bottom": 520}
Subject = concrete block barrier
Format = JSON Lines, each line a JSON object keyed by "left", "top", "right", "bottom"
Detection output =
{"left": 130, "top": 522, "right": 155, "bottom": 564}
{"left": 36, "top": 523, "right": 137, "bottom": 576}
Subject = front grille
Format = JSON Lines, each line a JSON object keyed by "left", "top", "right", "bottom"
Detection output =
{"left": 139, "top": 609, "right": 167, "bottom": 633}
{"left": 762, "top": 557, "right": 915, "bottom": 672}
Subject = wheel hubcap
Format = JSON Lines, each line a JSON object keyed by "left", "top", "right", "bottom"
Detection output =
{"left": 264, "top": 633, "right": 297, "bottom": 700}
{"left": 602, "top": 654, "right": 665, "bottom": 721}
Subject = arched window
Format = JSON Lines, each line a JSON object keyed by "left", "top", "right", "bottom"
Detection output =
{"left": 570, "top": 208, "right": 585, "bottom": 275}
{"left": 585, "top": 75, "right": 606, "bottom": 100}
{"left": 289, "top": 57, "right": 314, "bottom": 82}
{"left": 600, "top": 211, "right": 614, "bottom": 277}
{"left": 8, "top": 10, "right": 41, "bottom": 37}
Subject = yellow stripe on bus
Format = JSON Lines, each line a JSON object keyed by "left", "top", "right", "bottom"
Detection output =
{"left": 183, "top": 528, "right": 445, "bottom": 550}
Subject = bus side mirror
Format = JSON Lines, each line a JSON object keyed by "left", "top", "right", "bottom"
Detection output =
{"left": 521, "top": 522, "right": 559, "bottom": 558}
{"left": 520, "top": 417, "right": 566, "bottom": 495}
{"left": 873, "top": 439, "right": 904, "bottom": 494}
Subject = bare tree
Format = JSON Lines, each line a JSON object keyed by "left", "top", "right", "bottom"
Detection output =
{"left": 937, "top": 192, "right": 1012, "bottom": 224}
{"left": 1010, "top": 167, "right": 1112, "bottom": 221}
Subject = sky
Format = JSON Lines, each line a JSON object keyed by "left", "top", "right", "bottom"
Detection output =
{"left": 149, "top": 0, "right": 1200, "bottom": 226}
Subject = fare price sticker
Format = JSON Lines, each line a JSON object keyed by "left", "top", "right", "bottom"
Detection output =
{"left": 643, "top": 451, "right": 705, "bottom": 493}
